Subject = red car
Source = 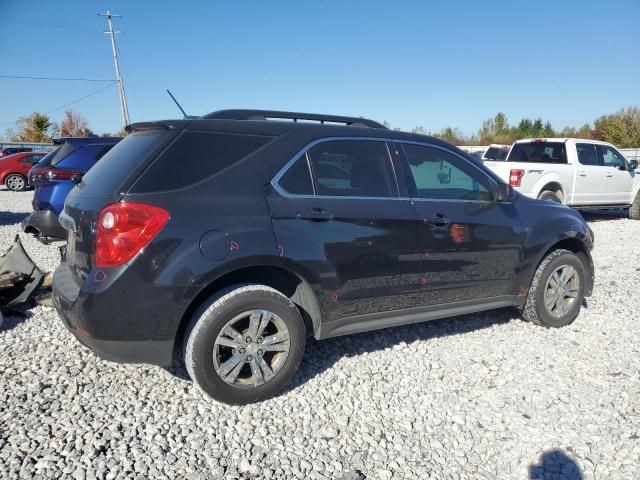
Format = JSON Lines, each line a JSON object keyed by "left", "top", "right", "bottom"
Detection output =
{"left": 0, "top": 152, "right": 47, "bottom": 191}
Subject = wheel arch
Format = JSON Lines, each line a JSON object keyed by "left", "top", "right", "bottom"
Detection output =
{"left": 173, "top": 263, "right": 322, "bottom": 356}
{"left": 538, "top": 237, "right": 593, "bottom": 296}
{"left": 537, "top": 180, "right": 565, "bottom": 201}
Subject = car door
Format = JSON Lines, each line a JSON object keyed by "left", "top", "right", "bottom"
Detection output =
{"left": 596, "top": 144, "right": 635, "bottom": 204}
{"left": 266, "top": 138, "right": 423, "bottom": 323}
{"left": 397, "top": 142, "right": 524, "bottom": 305}
{"left": 573, "top": 143, "right": 608, "bottom": 205}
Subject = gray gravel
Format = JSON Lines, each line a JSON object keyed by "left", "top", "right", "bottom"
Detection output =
{"left": 1, "top": 189, "right": 640, "bottom": 480}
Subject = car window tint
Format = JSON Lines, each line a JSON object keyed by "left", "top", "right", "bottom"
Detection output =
{"left": 508, "top": 142, "right": 567, "bottom": 164}
{"left": 306, "top": 140, "right": 397, "bottom": 197}
{"left": 402, "top": 144, "right": 492, "bottom": 201}
{"left": 81, "top": 130, "right": 174, "bottom": 196}
{"left": 132, "top": 131, "right": 273, "bottom": 193}
{"left": 279, "top": 154, "right": 314, "bottom": 195}
{"left": 576, "top": 143, "right": 598, "bottom": 166}
{"left": 597, "top": 145, "right": 626, "bottom": 168}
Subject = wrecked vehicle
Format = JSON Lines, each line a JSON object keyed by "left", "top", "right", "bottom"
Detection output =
{"left": 0, "top": 236, "right": 45, "bottom": 324}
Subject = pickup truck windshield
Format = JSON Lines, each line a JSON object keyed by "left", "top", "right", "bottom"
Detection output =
{"left": 508, "top": 142, "right": 567, "bottom": 164}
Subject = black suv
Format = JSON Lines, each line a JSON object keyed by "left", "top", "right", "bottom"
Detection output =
{"left": 52, "top": 110, "right": 594, "bottom": 404}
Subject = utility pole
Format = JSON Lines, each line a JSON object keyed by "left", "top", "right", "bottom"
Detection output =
{"left": 99, "top": 10, "right": 130, "bottom": 127}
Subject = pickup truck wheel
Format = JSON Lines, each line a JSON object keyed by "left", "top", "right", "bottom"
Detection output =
{"left": 521, "top": 249, "right": 585, "bottom": 328}
{"left": 630, "top": 191, "right": 640, "bottom": 220}
{"left": 538, "top": 190, "right": 562, "bottom": 203}
{"left": 184, "top": 284, "right": 306, "bottom": 405}
{"left": 5, "top": 173, "right": 27, "bottom": 191}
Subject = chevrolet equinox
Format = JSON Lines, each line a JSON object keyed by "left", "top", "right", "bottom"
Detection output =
{"left": 52, "top": 110, "right": 595, "bottom": 404}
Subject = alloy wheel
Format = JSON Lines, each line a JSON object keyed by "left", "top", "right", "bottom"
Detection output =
{"left": 213, "top": 309, "right": 291, "bottom": 388}
{"left": 543, "top": 265, "right": 580, "bottom": 318}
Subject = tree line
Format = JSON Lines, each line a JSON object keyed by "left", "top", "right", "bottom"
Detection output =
{"left": 389, "top": 106, "right": 640, "bottom": 148}
{"left": 3, "top": 110, "right": 125, "bottom": 143}
{"left": 5, "top": 106, "right": 640, "bottom": 148}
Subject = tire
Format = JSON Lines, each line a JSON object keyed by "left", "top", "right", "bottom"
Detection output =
{"left": 521, "top": 249, "right": 586, "bottom": 328}
{"left": 184, "top": 284, "right": 306, "bottom": 405}
{"left": 538, "top": 190, "right": 562, "bottom": 203}
{"left": 630, "top": 191, "right": 640, "bottom": 220}
{"left": 5, "top": 173, "right": 27, "bottom": 191}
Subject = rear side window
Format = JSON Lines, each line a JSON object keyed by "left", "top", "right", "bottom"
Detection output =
{"left": 306, "top": 140, "right": 397, "bottom": 197}
{"left": 508, "top": 142, "right": 567, "bottom": 164}
{"left": 80, "top": 130, "right": 172, "bottom": 196}
{"left": 576, "top": 143, "right": 598, "bottom": 166}
{"left": 132, "top": 131, "right": 272, "bottom": 193}
{"left": 279, "top": 154, "right": 314, "bottom": 195}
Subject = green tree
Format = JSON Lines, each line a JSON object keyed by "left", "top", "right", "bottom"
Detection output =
{"left": 594, "top": 107, "right": 640, "bottom": 147}
{"left": 6, "top": 112, "right": 57, "bottom": 143}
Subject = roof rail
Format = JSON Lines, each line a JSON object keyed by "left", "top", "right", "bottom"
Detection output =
{"left": 200, "top": 109, "right": 387, "bottom": 129}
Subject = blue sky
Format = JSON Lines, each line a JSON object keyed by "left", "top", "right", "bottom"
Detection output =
{"left": 1, "top": 0, "right": 639, "bottom": 137}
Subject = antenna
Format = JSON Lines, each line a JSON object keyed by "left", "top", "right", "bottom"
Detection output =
{"left": 99, "top": 11, "right": 130, "bottom": 127}
{"left": 166, "top": 89, "right": 189, "bottom": 119}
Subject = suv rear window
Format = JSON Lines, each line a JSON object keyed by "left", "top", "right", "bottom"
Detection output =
{"left": 80, "top": 130, "right": 173, "bottom": 196}
{"left": 37, "top": 143, "right": 76, "bottom": 167}
{"left": 131, "top": 131, "right": 272, "bottom": 193}
{"left": 508, "top": 142, "right": 567, "bottom": 164}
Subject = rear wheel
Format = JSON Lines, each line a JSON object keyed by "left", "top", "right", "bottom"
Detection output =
{"left": 521, "top": 249, "right": 586, "bottom": 328}
{"left": 184, "top": 285, "right": 306, "bottom": 405}
{"left": 630, "top": 191, "right": 640, "bottom": 220}
{"left": 5, "top": 173, "right": 27, "bottom": 191}
{"left": 538, "top": 190, "right": 562, "bottom": 203}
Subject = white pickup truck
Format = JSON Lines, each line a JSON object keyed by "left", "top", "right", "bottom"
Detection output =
{"left": 484, "top": 138, "right": 640, "bottom": 219}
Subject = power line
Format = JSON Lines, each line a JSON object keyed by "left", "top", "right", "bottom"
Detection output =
{"left": 44, "top": 83, "right": 116, "bottom": 115}
{"left": 0, "top": 74, "right": 116, "bottom": 82}
{"left": 0, "top": 83, "right": 117, "bottom": 128}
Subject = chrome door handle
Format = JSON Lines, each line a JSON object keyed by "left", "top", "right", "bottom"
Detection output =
{"left": 297, "top": 209, "right": 334, "bottom": 221}
{"left": 425, "top": 215, "right": 451, "bottom": 226}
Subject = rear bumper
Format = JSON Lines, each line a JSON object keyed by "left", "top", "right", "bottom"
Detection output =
{"left": 22, "top": 209, "right": 66, "bottom": 240}
{"left": 52, "top": 262, "right": 177, "bottom": 366}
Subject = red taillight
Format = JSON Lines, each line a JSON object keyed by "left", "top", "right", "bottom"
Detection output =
{"left": 29, "top": 166, "right": 84, "bottom": 183}
{"left": 95, "top": 202, "right": 170, "bottom": 267}
{"left": 47, "top": 168, "right": 84, "bottom": 180}
{"left": 509, "top": 169, "right": 525, "bottom": 187}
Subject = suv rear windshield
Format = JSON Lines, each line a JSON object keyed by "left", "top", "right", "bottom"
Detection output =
{"left": 483, "top": 147, "right": 508, "bottom": 161}
{"left": 508, "top": 142, "right": 567, "bottom": 164}
{"left": 80, "top": 130, "right": 173, "bottom": 196}
{"left": 37, "top": 143, "right": 76, "bottom": 167}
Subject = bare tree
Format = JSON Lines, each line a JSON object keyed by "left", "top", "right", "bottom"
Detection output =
{"left": 59, "top": 111, "right": 93, "bottom": 137}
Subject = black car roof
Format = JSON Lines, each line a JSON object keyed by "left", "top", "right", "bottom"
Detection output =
{"left": 127, "top": 109, "right": 455, "bottom": 150}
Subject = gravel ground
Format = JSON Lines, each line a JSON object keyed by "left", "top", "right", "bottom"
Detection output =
{"left": 1, "top": 189, "right": 639, "bottom": 480}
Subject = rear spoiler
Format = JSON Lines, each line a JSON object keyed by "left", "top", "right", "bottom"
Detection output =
{"left": 125, "top": 120, "right": 191, "bottom": 133}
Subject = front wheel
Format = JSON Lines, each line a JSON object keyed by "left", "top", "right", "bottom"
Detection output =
{"left": 521, "top": 249, "right": 586, "bottom": 328}
{"left": 5, "top": 173, "right": 27, "bottom": 191}
{"left": 184, "top": 285, "right": 306, "bottom": 405}
{"left": 630, "top": 190, "right": 640, "bottom": 220}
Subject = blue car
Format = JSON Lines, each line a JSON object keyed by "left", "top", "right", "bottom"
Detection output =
{"left": 23, "top": 136, "right": 121, "bottom": 240}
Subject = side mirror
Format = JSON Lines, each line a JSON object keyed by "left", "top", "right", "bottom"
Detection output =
{"left": 495, "top": 183, "right": 515, "bottom": 202}
{"left": 629, "top": 160, "right": 638, "bottom": 170}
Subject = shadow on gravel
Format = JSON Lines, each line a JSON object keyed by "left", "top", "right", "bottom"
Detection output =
{"left": 166, "top": 308, "right": 516, "bottom": 388}
{"left": 289, "top": 307, "right": 515, "bottom": 391}
{"left": 529, "top": 449, "right": 583, "bottom": 479}
{"left": 580, "top": 209, "right": 629, "bottom": 223}
{"left": 0, "top": 211, "right": 30, "bottom": 227}
{"left": 0, "top": 309, "right": 31, "bottom": 332}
